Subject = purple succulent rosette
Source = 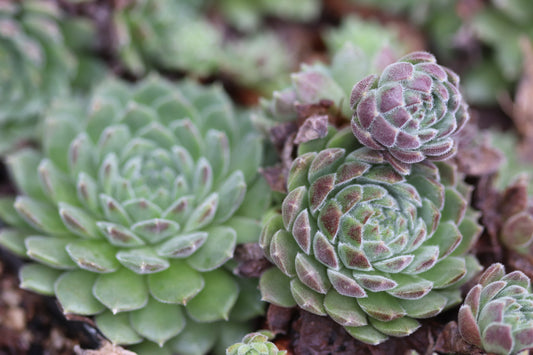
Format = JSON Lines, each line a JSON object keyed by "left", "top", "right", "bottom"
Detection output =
{"left": 458, "top": 263, "right": 533, "bottom": 355}
{"left": 350, "top": 52, "right": 469, "bottom": 175}
{"left": 259, "top": 127, "right": 482, "bottom": 345}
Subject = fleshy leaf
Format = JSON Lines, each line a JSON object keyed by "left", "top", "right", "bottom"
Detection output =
{"left": 55, "top": 270, "right": 105, "bottom": 315}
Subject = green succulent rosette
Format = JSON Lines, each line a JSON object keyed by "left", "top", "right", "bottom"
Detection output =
{"left": 213, "top": 0, "right": 321, "bottom": 32}
{"left": 226, "top": 331, "right": 287, "bottom": 355}
{"left": 259, "top": 127, "right": 482, "bottom": 345}
{"left": 0, "top": 76, "right": 268, "bottom": 354}
{"left": 458, "top": 263, "right": 533, "bottom": 355}
{"left": 114, "top": 0, "right": 222, "bottom": 76}
{"left": 0, "top": 1, "right": 75, "bottom": 154}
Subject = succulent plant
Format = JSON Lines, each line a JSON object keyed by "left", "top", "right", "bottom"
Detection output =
{"left": 226, "top": 331, "right": 287, "bottom": 355}
{"left": 0, "top": 1, "right": 74, "bottom": 154}
{"left": 350, "top": 52, "right": 469, "bottom": 175}
{"left": 113, "top": 0, "right": 222, "bottom": 76}
{"left": 213, "top": 0, "right": 321, "bottom": 32}
{"left": 221, "top": 32, "right": 292, "bottom": 94}
{"left": 0, "top": 76, "right": 269, "bottom": 354}
{"left": 254, "top": 23, "right": 405, "bottom": 133}
{"left": 458, "top": 263, "right": 533, "bottom": 355}
{"left": 259, "top": 126, "right": 482, "bottom": 345}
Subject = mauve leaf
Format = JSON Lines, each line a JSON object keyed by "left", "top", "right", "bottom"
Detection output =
{"left": 25, "top": 236, "right": 76, "bottom": 269}
{"left": 19, "top": 263, "right": 62, "bottom": 295}
{"left": 93, "top": 268, "right": 148, "bottom": 313}
{"left": 148, "top": 260, "right": 204, "bottom": 305}
{"left": 186, "top": 269, "right": 238, "bottom": 322}
{"left": 129, "top": 297, "right": 185, "bottom": 346}
{"left": 66, "top": 240, "right": 119, "bottom": 273}
{"left": 95, "top": 311, "right": 143, "bottom": 345}
{"left": 55, "top": 270, "right": 105, "bottom": 315}
{"left": 458, "top": 304, "right": 482, "bottom": 348}
{"left": 259, "top": 267, "right": 296, "bottom": 308}
{"left": 482, "top": 323, "right": 514, "bottom": 355}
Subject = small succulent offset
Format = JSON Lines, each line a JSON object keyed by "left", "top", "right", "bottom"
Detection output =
{"left": 226, "top": 331, "right": 287, "bottom": 355}
{"left": 0, "top": 76, "right": 267, "bottom": 354}
{"left": 255, "top": 21, "right": 405, "bottom": 132}
{"left": 260, "top": 125, "right": 482, "bottom": 345}
{"left": 351, "top": 52, "right": 469, "bottom": 175}
{"left": 458, "top": 263, "right": 533, "bottom": 355}
{"left": 0, "top": 1, "right": 75, "bottom": 154}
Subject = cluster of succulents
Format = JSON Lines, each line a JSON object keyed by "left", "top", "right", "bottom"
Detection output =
{"left": 226, "top": 331, "right": 286, "bottom": 355}
{"left": 0, "top": 0, "right": 103, "bottom": 155}
{"left": 0, "top": 76, "right": 268, "bottom": 354}
{"left": 255, "top": 17, "right": 406, "bottom": 134}
{"left": 458, "top": 263, "right": 533, "bottom": 355}
{"left": 211, "top": 0, "right": 321, "bottom": 31}
{"left": 112, "top": 0, "right": 293, "bottom": 93}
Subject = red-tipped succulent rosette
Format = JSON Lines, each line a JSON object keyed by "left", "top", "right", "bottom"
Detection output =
{"left": 350, "top": 52, "right": 469, "bottom": 175}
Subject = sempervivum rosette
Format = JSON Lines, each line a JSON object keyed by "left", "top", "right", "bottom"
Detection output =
{"left": 259, "top": 127, "right": 482, "bottom": 345}
{"left": 0, "top": 76, "right": 267, "bottom": 355}
{"left": 226, "top": 331, "right": 287, "bottom": 355}
{"left": 0, "top": 1, "right": 74, "bottom": 154}
{"left": 351, "top": 52, "right": 469, "bottom": 174}
{"left": 458, "top": 263, "right": 533, "bottom": 355}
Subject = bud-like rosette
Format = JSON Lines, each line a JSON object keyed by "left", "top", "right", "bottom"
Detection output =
{"left": 350, "top": 52, "right": 469, "bottom": 175}
{"left": 226, "top": 331, "right": 287, "bottom": 355}
{"left": 0, "top": 76, "right": 268, "bottom": 354}
{"left": 0, "top": 1, "right": 75, "bottom": 154}
{"left": 259, "top": 127, "right": 482, "bottom": 345}
{"left": 458, "top": 263, "right": 533, "bottom": 355}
